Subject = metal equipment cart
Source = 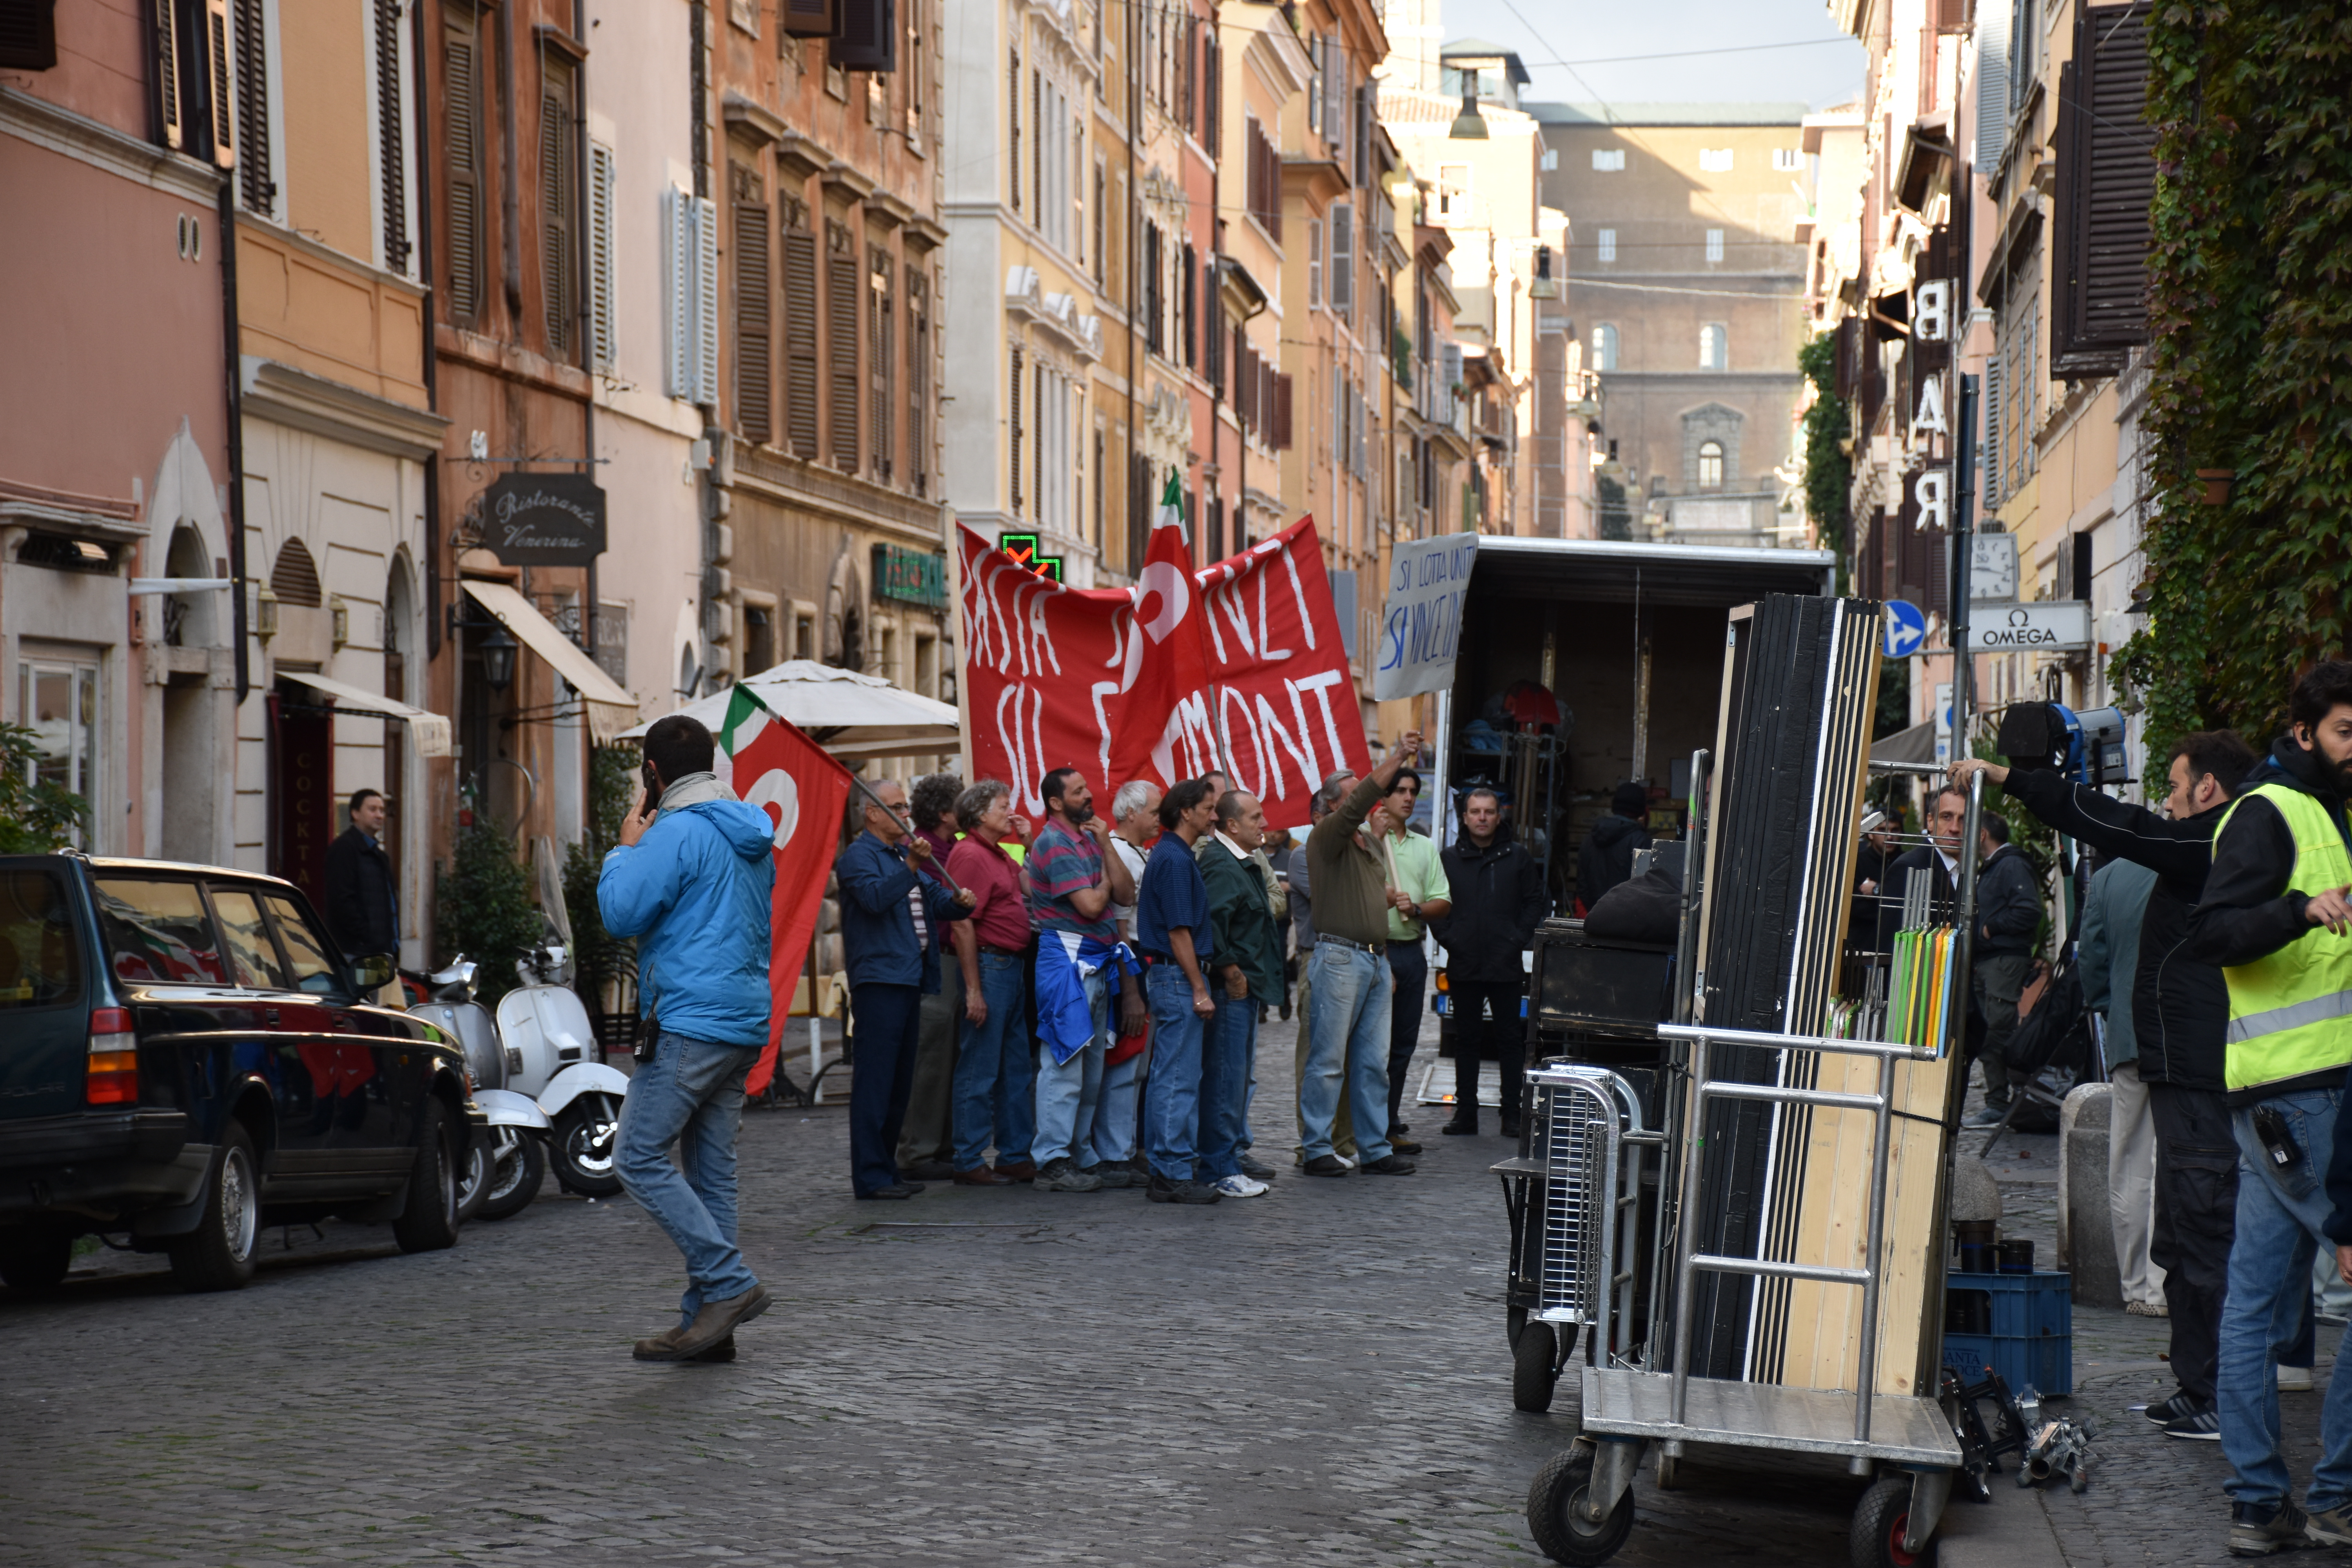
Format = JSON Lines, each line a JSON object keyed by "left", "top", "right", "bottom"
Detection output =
{"left": 1516, "top": 764, "right": 1987, "bottom": 1567}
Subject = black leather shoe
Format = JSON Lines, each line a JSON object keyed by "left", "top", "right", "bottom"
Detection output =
{"left": 1303, "top": 1154, "right": 1352, "bottom": 1177}
{"left": 1442, "top": 1117, "right": 1478, "bottom": 1136}
{"left": 1357, "top": 1153, "right": 1417, "bottom": 1175}
{"left": 856, "top": 1183, "right": 920, "bottom": 1200}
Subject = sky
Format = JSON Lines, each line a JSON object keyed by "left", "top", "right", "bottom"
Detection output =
{"left": 1442, "top": 0, "right": 1867, "bottom": 113}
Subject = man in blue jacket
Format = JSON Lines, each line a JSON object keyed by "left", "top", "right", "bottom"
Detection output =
{"left": 600, "top": 715, "right": 783, "bottom": 1364}
{"left": 835, "top": 777, "right": 976, "bottom": 1200}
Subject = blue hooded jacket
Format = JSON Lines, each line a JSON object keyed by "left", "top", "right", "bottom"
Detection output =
{"left": 598, "top": 779, "right": 777, "bottom": 1046}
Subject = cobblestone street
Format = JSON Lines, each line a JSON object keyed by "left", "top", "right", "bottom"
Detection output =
{"left": 2, "top": 1023, "right": 2332, "bottom": 1568}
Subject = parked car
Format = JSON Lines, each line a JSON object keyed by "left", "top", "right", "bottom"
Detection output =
{"left": 0, "top": 853, "right": 484, "bottom": 1293}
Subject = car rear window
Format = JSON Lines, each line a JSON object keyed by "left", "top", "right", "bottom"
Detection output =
{"left": 209, "top": 887, "right": 292, "bottom": 991}
{"left": 263, "top": 894, "right": 344, "bottom": 996}
{"left": 0, "top": 869, "right": 81, "bottom": 1009}
{"left": 93, "top": 877, "right": 229, "bottom": 986}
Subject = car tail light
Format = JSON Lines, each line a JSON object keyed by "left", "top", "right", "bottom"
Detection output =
{"left": 87, "top": 1006, "right": 138, "bottom": 1105}
{"left": 1434, "top": 970, "right": 1450, "bottom": 993}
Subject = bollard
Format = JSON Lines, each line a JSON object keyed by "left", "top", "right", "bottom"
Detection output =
{"left": 2058, "top": 1083, "right": 2120, "bottom": 1308}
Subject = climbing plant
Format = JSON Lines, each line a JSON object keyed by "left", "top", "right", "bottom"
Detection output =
{"left": 1799, "top": 332, "right": 1851, "bottom": 591}
{"left": 2111, "top": 2, "right": 2352, "bottom": 751}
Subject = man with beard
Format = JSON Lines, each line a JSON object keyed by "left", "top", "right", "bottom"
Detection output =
{"left": 1955, "top": 727, "right": 2265, "bottom": 1448}
{"left": 2185, "top": 662, "right": 2352, "bottom": 1553}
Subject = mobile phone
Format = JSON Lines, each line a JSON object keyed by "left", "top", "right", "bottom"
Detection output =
{"left": 2254, "top": 1104, "right": 2304, "bottom": 1171}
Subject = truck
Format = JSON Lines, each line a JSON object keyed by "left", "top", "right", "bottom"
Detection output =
{"left": 1421, "top": 537, "right": 1838, "bottom": 1091}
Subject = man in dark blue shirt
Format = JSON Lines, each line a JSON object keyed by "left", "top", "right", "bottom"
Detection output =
{"left": 1134, "top": 777, "right": 1221, "bottom": 1205}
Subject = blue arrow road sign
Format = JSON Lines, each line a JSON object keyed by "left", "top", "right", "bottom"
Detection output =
{"left": 1884, "top": 599, "right": 1927, "bottom": 658}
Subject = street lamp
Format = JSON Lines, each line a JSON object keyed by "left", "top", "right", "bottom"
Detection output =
{"left": 479, "top": 623, "right": 517, "bottom": 693}
{"left": 1450, "top": 69, "right": 1489, "bottom": 140}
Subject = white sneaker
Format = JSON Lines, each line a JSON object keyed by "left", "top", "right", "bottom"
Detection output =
{"left": 2280, "top": 1364, "right": 2316, "bottom": 1392}
{"left": 1211, "top": 1174, "right": 1270, "bottom": 1198}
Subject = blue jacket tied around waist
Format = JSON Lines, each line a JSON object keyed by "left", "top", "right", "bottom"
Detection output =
{"left": 598, "top": 793, "right": 778, "bottom": 1046}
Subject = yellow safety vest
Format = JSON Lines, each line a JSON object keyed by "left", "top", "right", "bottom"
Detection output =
{"left": 2216, "top": 782, "right": 2352, "bottom": 1093}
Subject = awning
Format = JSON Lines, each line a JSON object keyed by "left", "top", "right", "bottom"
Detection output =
{"left": 619, "top": 659, "right": 959, "bottom": 761}
{"left": 1869, "top": 720, "right": 1938, "bottom": 766}
{"left": 461, "top": 580, "right": 639, "bottom": 743}
{"left": 280, "top": 670, "right": 453, "bottom": 759}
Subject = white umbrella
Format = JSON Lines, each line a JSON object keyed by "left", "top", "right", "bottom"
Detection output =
{"left": 618, "top": 659, "right": 960, "bottom": 761}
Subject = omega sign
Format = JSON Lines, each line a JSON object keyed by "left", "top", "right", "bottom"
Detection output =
{"left": 1967, "top": 601, "right": 2092, "bottom": 654}
{"left": 480, "top": 474, "right": 607, "bottom": 568}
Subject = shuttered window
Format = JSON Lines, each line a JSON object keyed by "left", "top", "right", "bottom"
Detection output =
{"left": 1009, "top": 345, "right": 1024, "bottom": 515}
{"left": 155, "top": 0, "right": 183, "bottom": 151}
{"left": 907, "top": 269, "right": 929, "bottom": 496}
{"left": 1272, "top": 372, "right": 1293, "bottom": 450}
{"left": 587, "top": 142, "right": 615, "bottom": 370}
{"left": 1329, "top": 202, "right": 1354, "bottom": 323}
{"left": 233, "top": 0, "right": 273, "bottom": 215}
{"left": 443, "top": 5, "right": 484, "bottom": 323}
{"left": 373, "top": 0, "right": 409, "bottom": 273}
{"left": 693, "top": 195, "right": 719, "bottom": 404}
{"left": 2052, "top": 3, "right": 2154, "bottom": 374}
{"left": 204, "top": 0, "right": 233, "bottom": 168}
{"left": 826, "top": 220, "right": 859, "bottom": 468}
{"left": 539, "top": 59, "right": 577, "bottom": 358}
{"left": 1308, "top": 220, "right": 1323, "bottom": 309}
{"left": 733, "top": 190, "right": 773, "bottom": 444}
{"left": 782, "top": 202, "right": 819, "bottom": 456}
{"left": 1982, "top": 354, "right": 2004, "bottom": 507}
{"left": 869, "top": 247, "right": 893, "bottom": 483}
{"left": 1974, "top": 0, "right": 2009, "bottom": 169}
{"left": 1007, "top": 47, "right": 1020, "bottom": 212}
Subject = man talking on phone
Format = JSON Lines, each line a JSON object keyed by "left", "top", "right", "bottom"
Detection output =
{"left": 599, "top": 714, "right": 781, "bottom": 1365}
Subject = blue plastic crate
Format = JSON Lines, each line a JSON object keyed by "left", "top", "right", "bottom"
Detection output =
{"left": 1942, "top": 1270, "right": 2071, "bottom": 1395}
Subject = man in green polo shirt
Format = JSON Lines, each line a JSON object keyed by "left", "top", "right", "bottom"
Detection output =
{"left": 1378, "top": 768, "right": 1450, "bottom": 1151}
{"left": 1298, "top": 733, "right": 1424, "bottom": 1178}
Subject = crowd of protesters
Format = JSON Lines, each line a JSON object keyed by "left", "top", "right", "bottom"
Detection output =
{"left": 829, "top": 728, "right": 1550, "bottom": 1207}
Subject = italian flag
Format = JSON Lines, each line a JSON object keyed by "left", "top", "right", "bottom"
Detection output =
{"left": 1157, "top": 466, "right": 1186, "bottom": 534}
{"left": 715, "top": 684, "right": 854, "bottom": 1097}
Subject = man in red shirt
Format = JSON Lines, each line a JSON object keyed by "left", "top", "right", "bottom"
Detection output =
{"left": 945, "top": 781, "right": 1038, "bottom": 1182}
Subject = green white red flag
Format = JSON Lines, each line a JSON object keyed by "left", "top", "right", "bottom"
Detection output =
{"left": 715, "top": 684, "right": 853, "bottom": 1096}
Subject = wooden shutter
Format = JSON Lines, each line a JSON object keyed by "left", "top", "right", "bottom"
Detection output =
{"left": 830, "top": 0, "right": 894, "bottom": 71}
{"left": 693, "top": 196, "right": 720, "bottom": 403}
{"left": 1308, "top": 220, "right": 1323, "bottom": 309}
{"left": 1273, "top": 372, "right": 1293, "bottom": 450}
{"left": 664, "top": 186, "right": 693, "bottom": 396}
{"left": 869, "top": 247, "right": 893, "bottom": 482}
{"left": 1008, "top": 47, "right": 1019, "bottom": 212}
{"left": 1307, "top": 34, "right": 1322, "bottom": 136}
{"left": 733, "top": 198, "right": 773, "bottom": 444}
{"left": 2054, "top": 2, "right": 2154, "bottom": 372}
{"left": 908, "top": 270, "right": 928, "bottom": 496}
{"left": 204, "top": 0, "right": 233, "bottom": 167}
{"left": 1181, "top": 243, "right": 1196, "bottom": 368}
{"left": 231, "top": 0, "right": 270, "bottom": 212}
{"left": 588, "top": 142, "right": 615, "bottom": 370}
{"left": 443, "top": 7, "right": 483, "bottom": 322}
{"left": 782, "top": 205, "right": 819, "bottom": 455}
{"left": 1974, "top": 0, "right": 2010, "bottom": 170}
{"left": 0, "top": 0, "right": 58, "bottom": 70}
{"left": 1329, "top": 202, "right": 1354, "bottom": 321}
{"left": 374, "top": 0, "right": 408, "bottom": 272}
{"left": 1981, "top": 354, "right": 2004, "bottom": 508}
{"left": 154, "top": 0, "right": 183, "bottom": 150}
{"left": 539, "top": 64, "right": 575, "bottom": 357}
{"left": 826, "top": 220, "right": 859, "bottom": 467}
{"left": 1009, "top": 345, "right": 1024, "bottom": 514}
{"left": 1030, "top": 67, "right": 1042, "bottom": 232}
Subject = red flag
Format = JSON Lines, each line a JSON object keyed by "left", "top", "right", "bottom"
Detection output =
{"left": 714, "top": 685, "right": 854, "bottom": 1097}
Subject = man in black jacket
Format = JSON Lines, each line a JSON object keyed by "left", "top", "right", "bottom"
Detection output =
{"left": 1434, "top": 788, "right": 1548, "bottom": 1136}
{"left": 1575, "top": 782, "right": 1652, "bottom": 913}
{"left": 1969, "top": 813, "right": 2044, "bottom": 1122}
{"left": 1955, "top": 727, "right": 2261, "bottom": 1444}
{"left": 324, "top": 789, "right": 397, "bottom": 962}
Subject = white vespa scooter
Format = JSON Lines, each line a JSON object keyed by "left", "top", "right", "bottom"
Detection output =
{"left": 411, "top": 957, "right": 550, "bottom": 1222}
{"left": 494, "top": 920, "right": 628, "bottom": 1201}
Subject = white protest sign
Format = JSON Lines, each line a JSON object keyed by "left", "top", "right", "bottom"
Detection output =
{"left": 1374, "top": 533, "right": 1479, "bottom": 702}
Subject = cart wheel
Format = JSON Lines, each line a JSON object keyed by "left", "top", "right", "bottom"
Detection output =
{"left": 1510, "top": 1304, "right": 1530, "bottom": 1348}
{"left": 1514, "top": 1321, "right": 1559, "bottom": 1412}
{"left": 1652, "top": 1454, "right": 1679, "bottom": 1492}
{"left": 1526, "top": 1446, "right": 1635, "bottom": 1565}
{"left": 1850, "top": 1475, "right": 1936, "bottom": 1568}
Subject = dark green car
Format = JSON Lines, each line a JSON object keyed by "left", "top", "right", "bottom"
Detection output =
{"left": 0, "top": 853, "right": 483, "bottom": 1292}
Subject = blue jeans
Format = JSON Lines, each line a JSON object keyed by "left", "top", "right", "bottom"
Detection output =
{"left": 1299, "top": 941, "right": 1394, "bottom": 1163}
{"left": 1198, "top": 992, "right": 1256, "bottom": 1180}
{"left": 2219, "top": 1087, "right": 2352, "bottom": 1512}
{"left": 1093, "top": 1042, "right": 1145, "bottom": 1165}
{"left": 1143, "top": 964, "right": 1207, "bottom": 1181}
{"left": 614, "top": 1030, "right": 762, "bottom": 1326}
{"left": 1032, "top": 960, "right": 1108, "bottom": 1167}
{"left": 951, "top": 952, "right": 1035, "bottom": 1171}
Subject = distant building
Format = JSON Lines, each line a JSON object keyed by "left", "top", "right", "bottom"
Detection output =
{"left": 1530, "top": 102, "right": 1813, "bottom": 548}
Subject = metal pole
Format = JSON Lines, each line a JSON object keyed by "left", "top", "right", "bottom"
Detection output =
{"left": 1669, "top": 1030, "right": 1712, "bottom": 1425}
{"left": 1853, "top": 1043, "right": 1897, "bottom": 1448}
{"left": 1950, "top": 371, "right": 1979, "bottom": 769}
{"left": 846, "top": 772, "right": 964, "bottom": 896}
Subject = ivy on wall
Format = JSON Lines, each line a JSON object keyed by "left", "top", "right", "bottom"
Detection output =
{"left": 2111, "top": 2, "right": 2352, "bottom": 750}
{"left": 1799, "top": 333, "right": 1852, "bottom": 592}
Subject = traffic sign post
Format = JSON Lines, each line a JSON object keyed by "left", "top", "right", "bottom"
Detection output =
{"left": 1883, "top": 599, "right": 1927, "bottom": 658}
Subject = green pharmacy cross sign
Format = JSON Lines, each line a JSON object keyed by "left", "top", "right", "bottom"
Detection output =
{"left": 999, "top": 532, "right": 1063, "bottom": 583}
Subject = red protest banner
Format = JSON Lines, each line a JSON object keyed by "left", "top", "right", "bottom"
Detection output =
{"left": 957, "top": 502, "right": 1370, "bottom": 830}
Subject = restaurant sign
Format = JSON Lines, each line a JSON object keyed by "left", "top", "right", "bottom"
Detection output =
{"left": 480, "top": 474, "right": 607, "bottom": 567}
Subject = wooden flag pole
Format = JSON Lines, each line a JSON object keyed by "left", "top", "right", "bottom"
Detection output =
{"left": 846, "top": 769, "right": 964, "bottom": 897}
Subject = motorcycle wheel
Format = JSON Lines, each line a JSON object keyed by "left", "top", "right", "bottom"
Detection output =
{"left": 478, "top": 1127, "right": 548, "bottom": 1220}
{"left": 552, "top": 1093, "right": 623, "bottom": 1197}
{"left": 456, "top": 1138, "right": 492, "bottom": 1223}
